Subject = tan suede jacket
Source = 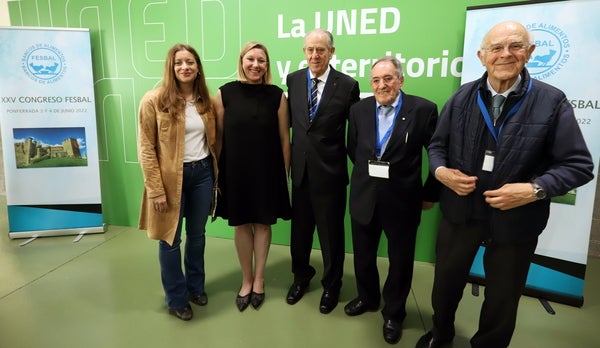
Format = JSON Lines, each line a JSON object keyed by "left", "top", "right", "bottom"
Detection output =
{"left": 137, "top": 88, "right": 218, "bottom": 246}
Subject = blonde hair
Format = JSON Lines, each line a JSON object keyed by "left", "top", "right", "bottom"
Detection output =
{"left": 237, "top": 41, "right": 272, "bottom": 84}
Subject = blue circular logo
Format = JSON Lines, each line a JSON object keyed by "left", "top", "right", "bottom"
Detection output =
{"left": 525, "top": 23, "right": 570, "bottom": 80}
{"left": 21, "top": 44, "right": 66, "bottom": 84}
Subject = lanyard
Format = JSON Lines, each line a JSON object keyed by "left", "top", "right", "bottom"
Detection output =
{"left": 476, "top": 78, "right": 532, "bottom": 144}
{"left": 375, "top": 95, "right": 403, "bottom": 157}
{"left": 306, "top": 70, "right": 322, "bottom": 118}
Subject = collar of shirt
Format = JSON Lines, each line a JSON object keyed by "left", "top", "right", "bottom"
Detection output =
{"left": 487, "top": 74, "right": 521, "bottom": 98}
{"left": 376, "top": 92, "right": 401, "bottom": 110}
{"left": 309, "top": 66, "right": 331, "bottom": 85}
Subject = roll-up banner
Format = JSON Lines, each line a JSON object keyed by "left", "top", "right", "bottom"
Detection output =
{"left": 462, "top": 0, "right": 600, "bottom": 306}
{"left": 0, "top": 27, "right": 104, "bottom": 239}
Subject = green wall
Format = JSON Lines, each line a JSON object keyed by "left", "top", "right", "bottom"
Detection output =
{"left": 8, "top": 0, "right": 518, "bottom": 262}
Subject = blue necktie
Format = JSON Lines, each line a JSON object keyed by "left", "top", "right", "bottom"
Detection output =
{"left": 378, "top": 105, "right": 394, "bottom": 153}
{"left": 378, "top": 105, "right": 393, "bottom": 138}
{"left": 309, "top": 78, "right": 319, "bottom": 122}
{"left": 492, "top": 94, "right": 505, "bottom": 121}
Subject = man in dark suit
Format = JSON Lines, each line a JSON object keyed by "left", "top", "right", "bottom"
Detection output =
{"left": 285, "top": 29, "right": 360, "bottom": 314}
{"left": 344, "top": 56, "right": 439, "bottom": 344}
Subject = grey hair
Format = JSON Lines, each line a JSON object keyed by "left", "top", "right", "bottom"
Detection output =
{"left": 371, "top": 56, "right": 404, "bottom": 78}
{"left": 304, "top": 29, "right": 334, "bottom": 50}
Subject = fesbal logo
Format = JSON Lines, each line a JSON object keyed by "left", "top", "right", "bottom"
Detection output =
{"left": 525, "top": 22, "right": 570, "bottom": 81}
{"left": 21, "top": 43, "right": 66, "bottom": 85}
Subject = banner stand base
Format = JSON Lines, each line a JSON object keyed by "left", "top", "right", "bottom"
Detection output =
{"left": 10, "top": 224, "right": 106, "bottom": 241}
{"left": 18, "top": 235, "right": 39, "bottom": 247}
{"left": 469, "top": 274, "right": 584, "bottom": 307}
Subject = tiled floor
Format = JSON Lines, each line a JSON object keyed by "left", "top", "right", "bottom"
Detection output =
{"left": 0, "top": 203, "right": 598, "bottom": 347}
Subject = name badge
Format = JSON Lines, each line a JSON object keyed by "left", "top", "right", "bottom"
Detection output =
{"left": 482, "top": 150, "right": 495, "bottom": 172}
{"left": 368, "top": 160, "right": 390, "bottom": 178}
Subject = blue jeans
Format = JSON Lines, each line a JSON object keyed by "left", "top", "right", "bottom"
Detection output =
{"left": 159, "top": 157, "right": 213, "bottom": 310}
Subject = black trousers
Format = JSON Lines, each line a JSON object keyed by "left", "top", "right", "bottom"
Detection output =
{"left": 290, "top": 173, "right": 346, "bottom": 292}
{"left": 431, "top": 217, "right": 538, "bottom": 348}
{"left": 350, "top": 206, "right": 419, "bottom": 322}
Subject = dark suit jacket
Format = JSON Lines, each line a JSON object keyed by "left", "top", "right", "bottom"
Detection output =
{"left": 287, "top": 67, "right": 360, "bottom": 190}
{"left": 347, "top": 93, "right": 440, "bottom": 225}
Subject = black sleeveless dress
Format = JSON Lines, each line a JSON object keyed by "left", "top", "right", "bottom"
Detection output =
{"left": 216, "top": 81, "right": 291, "bottom": 226}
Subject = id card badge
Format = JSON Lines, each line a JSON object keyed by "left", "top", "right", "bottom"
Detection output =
{"left": 482, "top": 150, "right": 495, "bottom": 172}
{"left": 368, "top": 160, "right": 390, "bottom": 178}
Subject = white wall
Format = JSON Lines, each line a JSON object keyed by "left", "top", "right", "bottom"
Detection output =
{"left": 0, "top": 0, "right": 9, "bottom": 26}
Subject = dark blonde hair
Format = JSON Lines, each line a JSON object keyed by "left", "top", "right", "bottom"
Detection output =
{"left": 158, "top": 43, "right": 212, "bottom": 119}
{"left": 237, "top": 42, "right": 272, "bottom": 84}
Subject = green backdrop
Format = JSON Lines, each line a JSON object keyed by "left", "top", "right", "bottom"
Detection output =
{"left": 7, "top": 0, "right": 519, "bottom": 262}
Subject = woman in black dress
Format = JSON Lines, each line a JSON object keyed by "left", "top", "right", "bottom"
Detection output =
{"left": 213, "top": 42, "right": 291, "bottom": 311}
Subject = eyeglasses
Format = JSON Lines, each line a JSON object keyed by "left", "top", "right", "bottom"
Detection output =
{"left": 370, "top": 75, "right": 397, "bottom": 85}
{"left": 484, "top": 42, "right": 529, "bottom": 54}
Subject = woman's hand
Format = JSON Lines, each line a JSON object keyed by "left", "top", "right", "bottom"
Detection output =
{"left": 152, "top": 195, "right": 168, "bottom": 213}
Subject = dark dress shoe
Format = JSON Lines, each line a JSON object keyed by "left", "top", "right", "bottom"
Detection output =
{"left": 415, "top": 331, "right": 452, "bottom": 348}
{"left": 383, "top": 319, "right": 402, "bottom": 344}
{"left": 236, "top": 292, "right": 251, "bottom": 312}
{"left": 169, "top": 305, "right": 193, "bottom": 321}
{"left": 286, "top": 283, "right": 308, "bottom": 305}
{"left": 286, "top": 267, "right": 316, "bottom": 304}
{"left": 251, "top": 291, "right": 265, "bottom": 309}
{"left": 189, "top": 292, "right": 208, "bottom": 306}
{"left": 344, "top": 298, "right": 379, "bottom": 316}
{"left": 319, "top": 290, "right": 339, "bottom": 314}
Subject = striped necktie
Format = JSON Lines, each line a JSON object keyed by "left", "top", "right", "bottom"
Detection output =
{"left": 309, "top": 78, "right": 319, "bottom": 122}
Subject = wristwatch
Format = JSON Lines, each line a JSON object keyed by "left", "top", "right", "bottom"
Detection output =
{"left": 532, "top": 182, "right": 547, "bottom": 200}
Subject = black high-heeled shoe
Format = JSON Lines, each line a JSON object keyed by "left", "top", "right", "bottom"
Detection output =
{"left": 236, "top": 291, "right": 251, "bottom": 312}
{"left": 251, "top": 291, "right": 265, "bottom": 309}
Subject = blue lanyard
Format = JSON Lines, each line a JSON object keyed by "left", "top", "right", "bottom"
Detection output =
{"left": 476, "top": 78, "right": 532, "bottom": 144}
{"left": 375, "top": 95, "right": 403, "bottom": 157}
{"left": 306, "top": 70, "right": 321, "bottom": 118}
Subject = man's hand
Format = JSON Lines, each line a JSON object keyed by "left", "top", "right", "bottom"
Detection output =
{"left": 435, "top": 167, "right": 478, "bottom": 196}
{"left": 483, "top": 183, "right": 536, "bottom": 210}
